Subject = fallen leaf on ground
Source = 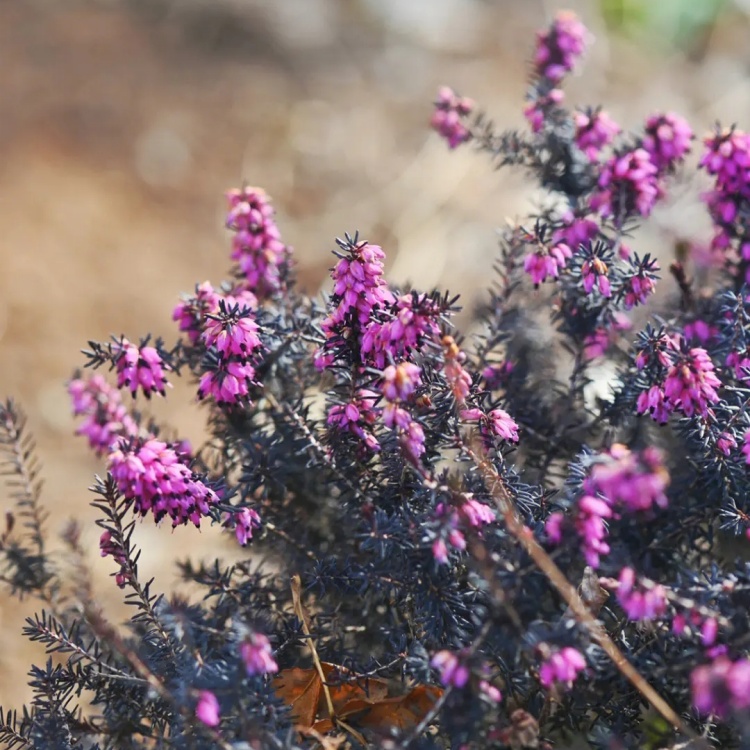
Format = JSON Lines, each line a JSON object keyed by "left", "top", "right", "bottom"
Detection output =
{"left": 273, "top": 662, "right": 442, "bottom": 736}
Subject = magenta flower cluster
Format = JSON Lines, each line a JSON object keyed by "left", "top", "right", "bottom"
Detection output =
{"left": 173, "top": 281, "right": 257, "bottom": 345}
{"left": 195, "top": 690, "right": 221, "bottom": 727}
{"left": 539, "top": 647, "right": 586, "bottom": 690}
{"left": 592, "top": 147, "right": 661, "bottom": 223}
{"left": 636, "top": 335, "right": 721, "bottom": 423}
{"left": 197, "top": 303, "right": 263, "bottom": 406}
{"left": 574, "top": 108, "right": 620, "bottom": 160}
{"left": 99, "top": 530, "right": 129, "bottom": 588}
{"left": 691, "top": 657, "right": 750, "bottom": 718}
{"left": 546, "top": 444, "right": 669, "bottom": 567}
{"left": 240, "top": 632, "right": 278, "bottom": 676}
{"left": 430, "top": 86, "right": 474, "bottom": 149}
{"left": 642, "top": 112, "right": 693, "bottom": 172}
{"left": 431, "top": 494, "right": 495, "bottom": 564}
{"left": 226, "top": 186, "right": 290, "bottom": 299}
{"left": 532, "top": 10, "right": 589, "bottom": 83}
{"left": 381, "top": 362, "right": 426, "bottom": 464}
{"left": 523, "top": 238, "right": 572, "bottom": 286}
{"left": 326, "top": 391, "right": 381, "bottom": 454}
{"left": 68, "top": 374, "right": 138, "bottom": 456}
{"left": 114, "top": 338, "right": 171, "bottom": 399}
{"left": 108, "top": 438, "right": 219, "bottom": 528}
{"left": 431, "top": 650, "right": 469, "bottom": 689}
{"left": 699, "top": 128, "right": 750, "bottom": 274}
{"left": 615, "top": 567, "right": 668, "bottom": 621}
{"left": 315, "top": 240, "right": 393, "bottom": 369}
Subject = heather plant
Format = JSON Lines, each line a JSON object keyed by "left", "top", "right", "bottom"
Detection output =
{"left": 5, "top": 11, "right": 750, "bottom": 750}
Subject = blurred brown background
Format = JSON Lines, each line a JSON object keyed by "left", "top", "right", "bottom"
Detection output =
{"left": 1, "top": 0, "right": 749, "bottom": 708}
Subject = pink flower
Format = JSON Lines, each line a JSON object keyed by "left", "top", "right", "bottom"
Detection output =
{"left": 552, "top": 213, "right": 599, "bottom": 252}
{"left": 524, "top": 88, "right": 564, "bottom": 132}
{"left": 539, "top": 647, "right": 586, "bottom": 690}
{"left": 642, "top": 113, "right": 693, "bottom": 172}
{"left": 459, "top": 497, "right": 495, "bottom": 527}
{"left": 227, "top": 186, "right": 291, "bottom": 299}
{"left": 432, "top": 538, "right": 449, "bottom": 565}
{"left": 587, "top": 444, "right": 669, "bottom": 514}
{"left": 195, "top": 690, "right": 220, "bottom": 727}
{"left": 691, "top": 657, "right": 750, "bottom": 717}
{"left": 240, "top": 632, "right": 278, "bottom": 676}
{"left": 360, "top": 294, "right": 441, "bottom": 370}
{"left": 316, "top": 240, "right": 397, "bottom": 369}
{"left": 431, "top": 86, "right": 474, "bottom": 149}
{"left": 583, "top": 328, "right": 610, "bottom": 360}
{"left": 575, "top": 495, "right": 612, "bottom": 567}
{"left": 615, "top": 567, "right": 667, "bottom": 621}
{"left": 741, "top": 429, "right": 750, "bottom": 464}
{"left": 108, "top": 438, "right": 219, "bottom": 528}
{"left": 482, "top": 361, "right": 514, "bottom": 390}
{"left": 484, "top": 409, "right": 519, "bottom": 442}
{"left": 68, "top": 374, "right": 139, "bottom": 456}
{"left": 727, "top": 350, "right": 750, "bottom": 382}
{"left": 533, "top": 11, "right": 590, "bottom": 82}
{"left": 523, "top": 242, "right": 572, "bottom": 286}
{"left": 636, "top": 384, "right": 671, "bottom": 424}
{"left": 545, "top": 512, "right": 565, "bottom": 544}
{"left": 479, "top": 680, "right": 502, "bottom": 703}
{"left": 174, "top": 282, "right": 257, "bottom": 345}
{"left": 232, "top": 508, "right": 262, "bottom": 546}
{"left": 684, "top": 319, "right": 716, "bottom": 344}
{"left": 400, "top": 419, "right": 426, "bottom": 463}
{"left": 593, "top": 148, "right": 661, "bottom": 224}
{"left": 663, "top": 347, "right": 721, "bottom": 418}
{"left": 581, "top": 256, "right": 611, "bottom": 298}
{"left": 327, "top": 391, "right": 380, "bottom": 453}
{"left": 623, "top": 258, "right": 659, "bottom": 310}
{"left": 198, "top": 361, "right": 257, "bottom": 406}
{"left": 114, "top": 338, "right": 171, "bottom": 399}
{"left": 717, "top": 432, "right": 737, "bottom": 456}
{"left": 382, "top": 362, "right": 421, "bottom": 402}
{"left": 574, "top": 109, "right": 620, "bottom": 160}
{"left": 202, "top": 307, "right": 261, "bottom": 359}
{"left": 431, "top": 650, "right": 470, "bottom": 688}
{"left": 99, "top": 530, "right": 129, "bottom": 588}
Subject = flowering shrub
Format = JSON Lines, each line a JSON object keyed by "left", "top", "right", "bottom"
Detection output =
{"left": 6, "top": 10, "right": 750, "bottom": 750}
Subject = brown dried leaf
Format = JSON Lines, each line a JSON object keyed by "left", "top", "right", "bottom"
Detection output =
{"left": 273, "top": 663, "right": 442, "bottom": 736}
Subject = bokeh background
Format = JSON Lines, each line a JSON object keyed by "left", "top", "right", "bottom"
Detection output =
{"left": 1, "top": 0, "right": 750, "bottom": 707}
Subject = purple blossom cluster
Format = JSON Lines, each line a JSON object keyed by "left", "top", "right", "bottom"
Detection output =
{"left": 431, "top": 494, "right": 495, "bottom": 565}
{"left": 114, "top": 338, "right": 171, "bottom": 399}
{"left": 430, "top": 86, "right": 474, "bottom": 149}
{"left": 431, "top": 650, "right": 469, "bottom": 689}
{"left": 574, "top": 108, "right": 620, "bottom": 161}
{"left": 173, "top": 281, "right": 258, "bottom": 345}
{"left": 699, "top": 128, "right": 750, "bottom": 278}
{"left": 108, "top": 437, "right": 219, "bottom": 528}
{"left": 592, "top": 147, "right": 661, "bottom": 223}
{"left": 532, "top": 10, "right": 589, "bottom": 83}
{"left": 691, "top": 657, "right": 750, "bottom": 718}
{"left": 197, "top": 302, "right": 263, "bottom": 406}
{"left": 68, "top": 374, "right": 139, "bottom": 455}
{"left": 539, "top": 647, "right": 587, "bottom": 690}
{"left": 240, "top": 632, "right": 278, "bottom": 676}
{"left": 642, "top": 112, "right": 693, "bottom": 172}
{"left": 546, "top": 444, "right": 669, "bottom": 567}
{"left": 326, "top": 390, "right": 380, "bottom": 454}
{"left": 614, "top": 567, "right": 668, "bottom": 621}
{"left": 226, "top": 186, "right": 290, "bottom": 299}
{"left": 636, "top": 336, "right": 722, "bottom": 422}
